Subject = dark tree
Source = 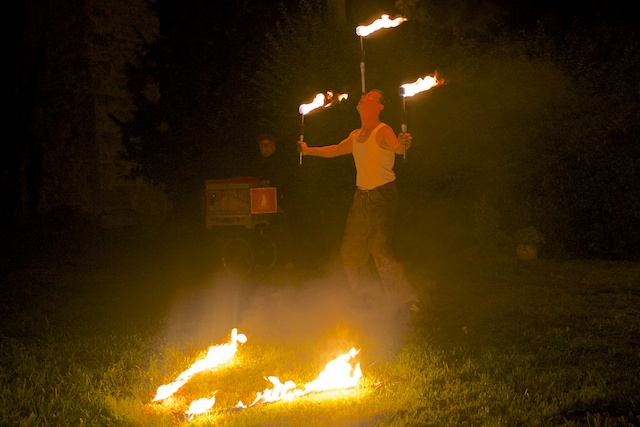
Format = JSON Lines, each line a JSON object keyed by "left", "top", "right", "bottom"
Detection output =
{"left": 118, "top": 0, "right": 640, "bottom": 260}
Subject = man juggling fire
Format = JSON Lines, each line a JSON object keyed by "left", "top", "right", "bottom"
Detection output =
{"left": 297, "top": 89, "right": 420, "bottom": 313}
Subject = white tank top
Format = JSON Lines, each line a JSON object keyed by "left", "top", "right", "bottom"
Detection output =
{"left": 353, "top": 122, "right": 396, "bottom": 190}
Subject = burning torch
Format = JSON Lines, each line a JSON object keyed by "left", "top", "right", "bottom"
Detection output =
{"left": 297, "top": 91, "right": 348, "bottom": 165}
{"left": 399, "top": 72, "right": 444, "bottom": 160}
{"left": 355, "top": 14, "right": 407, "bottom": 93}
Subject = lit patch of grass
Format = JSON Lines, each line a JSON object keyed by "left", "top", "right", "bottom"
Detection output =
{"left": 2, "top": 257, "right": 639, "bottom": 426}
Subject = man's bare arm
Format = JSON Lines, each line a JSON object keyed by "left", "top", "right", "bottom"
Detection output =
{"left": 378, "top": 125, "right": 412, "bottom": 155}
{"left": 298, "top": 131, "right": 356, "bottom": 158}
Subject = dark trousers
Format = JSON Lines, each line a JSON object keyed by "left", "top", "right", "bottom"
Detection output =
{"left": 340, "top": 181, "right": 416, "bottom": 305}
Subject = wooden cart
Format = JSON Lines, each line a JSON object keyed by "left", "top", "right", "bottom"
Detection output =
{"left": 204, "top": 177, "right": 281, "bottom": 274}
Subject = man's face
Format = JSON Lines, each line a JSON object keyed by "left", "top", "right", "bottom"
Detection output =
{"left": 258, "top": 139, "right": 276, "bottom": 158}
{"left": 357, "top": 90, "right": 383, "bottom": 114}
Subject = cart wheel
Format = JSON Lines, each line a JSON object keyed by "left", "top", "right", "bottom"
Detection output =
{"left": 251, "top": 233, "right": 277, "bottom": 270}
{"left": 221, "top": 237, "right": 253, "bottom": 274}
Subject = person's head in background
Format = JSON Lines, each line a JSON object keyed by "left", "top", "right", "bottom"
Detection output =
{"left": 257, "top": 134, "right": 277, "bottom": 158}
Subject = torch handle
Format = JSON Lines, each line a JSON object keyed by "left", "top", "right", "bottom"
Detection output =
{"left": 360, "top": 37, "right": 365, "bottom": 93}
{"left": 401, "top": 94, "right": 408, "bottom": 161}
{"left": 401, "top": 124, "right": 407, "bottom": 161}
{"left": 299, "top": 121, "right": 305, "bottom": 166}
{"left": 299, "top": 136, "right": 303, "bottom": 165}
{"left": 360, "top": 60, "right": 365, "bottom": 94}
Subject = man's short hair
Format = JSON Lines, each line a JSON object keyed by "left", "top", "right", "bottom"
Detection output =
{"left": 372, "top": 89, "right": 389, "bottom": 107}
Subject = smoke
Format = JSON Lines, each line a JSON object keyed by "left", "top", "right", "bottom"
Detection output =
{"left": 155, "top": 273, "right": 249, "bottom": 349}
{"left": 155, "top": 267, "right": 416, "bottom": 360}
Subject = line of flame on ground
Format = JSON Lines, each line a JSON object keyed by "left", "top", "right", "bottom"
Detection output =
{"left": 187, "top": 347, "right": 362, "bottom": 417}
{"left": 249, "top": 347, "right": 362, "bottom": 407}
{"left": 151, "top": 328, "right": 362, "bottom": 419}
{"left": 152, "top": 328, "right": 247, "bottom": 402}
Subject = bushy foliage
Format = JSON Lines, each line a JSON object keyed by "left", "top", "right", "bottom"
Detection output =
{"left": 118, "top": 0, "right": 640, "bottom": 259}
{"left": 525, "top": 22, "right": 640, "bottom": 258}
{"left": 118, "top": 0, "right": 289, "bottom": 205}
{"left": 393, "top": 3, "right": 640, "bottom": 260}
{"left": 253, "top": 0, "right": 358, "bottom": 143}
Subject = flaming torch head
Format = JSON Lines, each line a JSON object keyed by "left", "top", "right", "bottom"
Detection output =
{"left": 399, "top": 73, "right": 443, "bottom": 161}
{"left": 400, "top": 73, "right": 444, "bottom": 98}
{"left": 299, "top": 93, "right": 326, "bottom": 116}
{"left": 324, "top": 91, "right": 349, "bottom": 108}
{"left": 298, "top": 91, "right": 349, "bottom": 116}
{"left": 355, "top": 14, "right": 407, "bottom": 37}
{"left": 297, "top": 91, "right": 348, "bottom": 164}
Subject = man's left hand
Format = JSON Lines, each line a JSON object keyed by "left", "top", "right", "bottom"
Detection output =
{"left": 398, "top": 132, "right": 412, "bottom": 151}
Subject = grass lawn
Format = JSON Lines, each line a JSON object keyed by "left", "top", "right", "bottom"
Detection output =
{"left": 1, "top": 225, "right": 639, "bottom": 426}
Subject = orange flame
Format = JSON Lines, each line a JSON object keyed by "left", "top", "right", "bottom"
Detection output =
{"left": 356, "top": 14, "right": 407, "bottom": 37}
{"left": 152, "top": 328, "right": 247, "bottom": 402}
{"left": 302, "top": 347, "right": 362, "bottom": 394}
{"left": 151, "top": 331, "right": 362, "bottom": 419}
{"left": 299, "top": 92, "right": 349, "bottom": 115}
{"left": 249, "top": 347, "right": 362, "bottom": 407}
{"left": 250, "top": 377, "right": 301, "bottom": 406}
{"left": 324, "top": 91, "right": 349, "bottom": 108}
{"left": 185, "top": 394, "right": 216, "bottom": 419}
{"left": 400, "top": 73, "right": 444, "bottom": 97}
{"left": 298, "top": 93, "right": 325, "bottom": 115}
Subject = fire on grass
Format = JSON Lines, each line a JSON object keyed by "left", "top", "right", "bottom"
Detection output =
{"left": 152, "top": 328, "right": 247, "bottom": 402}
{"left": 249, "top": 347, "right": 362, "bottom": 407}
{"left": 151, "top": 328, "right": 362, "bottom": 419}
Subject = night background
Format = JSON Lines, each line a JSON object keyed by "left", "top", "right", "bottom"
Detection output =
{"left": 6, "top": 0, "right": 640, "bottom": 262}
